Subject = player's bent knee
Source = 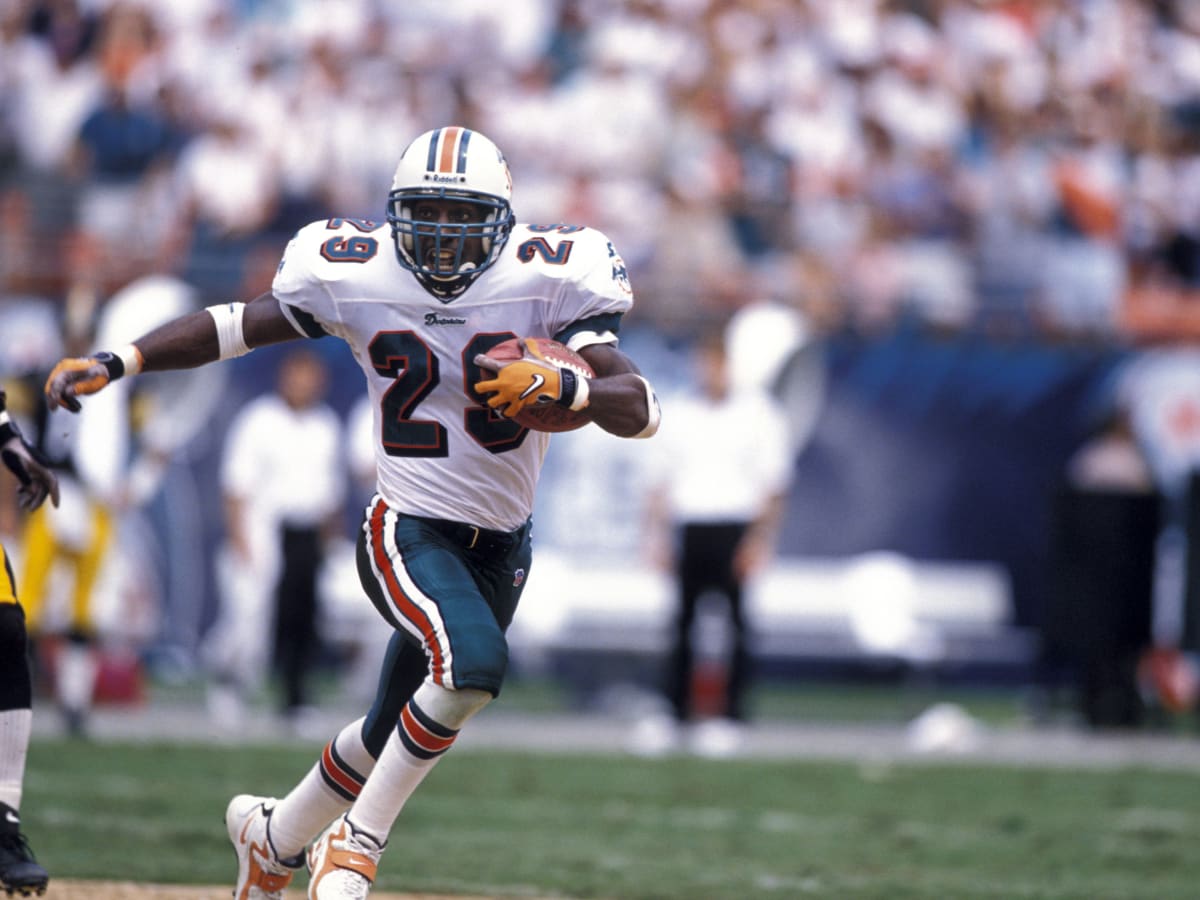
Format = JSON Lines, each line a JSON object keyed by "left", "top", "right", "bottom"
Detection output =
{"left": 415, "top": 682, "right": 492, "bottom": 730}
{"left": 0, "top": 603, "right": 32, "bottom": 710}
{"left": 449, "top": 625, "right": 509, "bottom": 697}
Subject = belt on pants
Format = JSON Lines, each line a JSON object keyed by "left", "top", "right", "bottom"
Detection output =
{"left": 411, "top": 515, "right": 525, "bottom": 555}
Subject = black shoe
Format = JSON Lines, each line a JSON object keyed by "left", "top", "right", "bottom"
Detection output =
{"left": 0, "top": 830, "right": 48, "bottom": 897}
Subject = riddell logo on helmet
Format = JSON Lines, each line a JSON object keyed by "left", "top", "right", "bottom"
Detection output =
{"left": 425, "top": 173, "right": 467, "bottom": 184}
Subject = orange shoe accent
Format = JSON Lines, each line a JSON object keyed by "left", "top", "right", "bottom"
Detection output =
{"left": 238, "top": 816, "right": 294, "bottom": 896}
{"left": 324, "top": 822, "right": 377, "bottom": 883}
{"left": 228, "top": 795, "right": 294, "bottom": 900}
{"left": 234, "top": 838, "right": 294, "bottom": 900}
{"left": 309, "top": 820, "right": 379, "bottom": 892}
{"left": 246, "top": 842, "right": 294, "bottom": 895}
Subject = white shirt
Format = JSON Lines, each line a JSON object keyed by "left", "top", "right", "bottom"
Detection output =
{"left": 272, "top": 218, "right": 635, "bottom": 531}
{"left": 654, "top": 388, "right": 792, "bottom": 524}
{"left": 221, "top": 394, "right": 345, "bottom": 527}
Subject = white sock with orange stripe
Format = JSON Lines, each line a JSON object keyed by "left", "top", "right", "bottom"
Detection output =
{"left": 346, "top": 682, "right": 490, "bottom": 842}
{"left": 268, "top": 717, "right": 377, "bottom": 860}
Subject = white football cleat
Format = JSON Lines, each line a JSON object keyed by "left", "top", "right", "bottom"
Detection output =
{"left": 307, "top": 814, "right": 384, "bottom": 900}
{"left": 226, "top": 794, "right": 298, "bottom": 900}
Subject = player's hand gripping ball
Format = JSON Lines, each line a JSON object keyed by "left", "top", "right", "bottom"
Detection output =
{"left": 474, "top": 337, "right": 595, "bottom": 432}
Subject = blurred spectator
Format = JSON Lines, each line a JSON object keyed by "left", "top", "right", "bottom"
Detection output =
{"left": 721, "top": 101, "right": 796, "bottom": 261}
{"left": 635, "top": 325, "right": 793, "bottom": 758}
{"left": 641, "top": 181, "right": 746, "bottom": 330}
{"left": 1036, "top": 104, "right": 1128, "bottom": 338}
{"left": 1045, "top": 401, "right": 1159, "bottom": 727}
{"left": 1113, "top": 350, "right": 1200, "bottom": 657}
{"left": 543, "top": 0, "right": 590, "bottom": 85}
{"left": 70, "top": 74, "right": 186, "bottom": 293}
{"left": 204, "top": 349, "right": 345, "bottom": 735}
{"left": 27, "top": 0, "right": 97, "bottom": 65}
{"left": 10, "top": 0, "right": 100, "bottom": 175}
{"left": 1067, "top": 404, "right": 1155, "bottom": 494}
{"left": 173, "top": 101, "right": 280, "bottom": 303}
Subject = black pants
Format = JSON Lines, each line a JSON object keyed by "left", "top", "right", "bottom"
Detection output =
{"left": 275, "top": 525, "right": 322, "bottom": 713}
{"left": 664, "top": 521, "right": 750, "bottom": 722}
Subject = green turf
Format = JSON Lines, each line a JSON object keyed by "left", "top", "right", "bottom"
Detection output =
{"left": 148, "top": 673, "right": 1039, "bottom": 726}
{"left": 22, "top": 737, "right": 1200, "bottom": 899}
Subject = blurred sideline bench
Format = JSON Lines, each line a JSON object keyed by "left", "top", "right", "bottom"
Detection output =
{"left": 505, "top": 551, "right": 1036, "bottom": 693}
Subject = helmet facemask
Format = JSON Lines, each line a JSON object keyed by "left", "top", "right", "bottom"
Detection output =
{"left": 386, "top": 189, "right": 512, "bottom": 300}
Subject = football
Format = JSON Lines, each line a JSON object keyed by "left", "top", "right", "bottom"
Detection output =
{"left": 484, "top": 337, "right": 595, "bottom": 433}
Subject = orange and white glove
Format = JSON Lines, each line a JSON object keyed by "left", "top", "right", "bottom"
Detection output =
{"left": 44, "top": 349, "right": 139, "bottom": 412}
{"left": 473, "top": 338, "right": 583, "bottom": 419}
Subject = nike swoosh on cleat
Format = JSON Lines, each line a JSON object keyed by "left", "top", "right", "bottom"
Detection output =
{"left": 4, "top": 811, "right": 18, "bottom": 824}
{"left": 519, "top": 373, "right": 546, "bottom": 400}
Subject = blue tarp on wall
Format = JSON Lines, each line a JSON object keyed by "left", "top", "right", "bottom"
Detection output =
{"left": 780, "top": 323, "right": 1129, "bottom": 629}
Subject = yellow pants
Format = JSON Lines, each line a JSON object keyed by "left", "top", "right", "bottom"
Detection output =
{"left": 19, "top": 503, "right": 112, "bottom": 636}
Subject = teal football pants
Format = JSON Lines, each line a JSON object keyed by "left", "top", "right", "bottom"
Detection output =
{"left": 355, "top": 495, "right": 532, "bottom": 755}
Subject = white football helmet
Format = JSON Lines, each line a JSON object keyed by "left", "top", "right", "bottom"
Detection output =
{"left": 386, "top": 126, "right": 515, "bottom": 300}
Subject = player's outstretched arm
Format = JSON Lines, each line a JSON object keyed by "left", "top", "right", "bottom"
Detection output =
{"left": 45, "top": 292, "right": 302, "bottom": 412}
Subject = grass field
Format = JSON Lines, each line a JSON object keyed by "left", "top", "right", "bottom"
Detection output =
{"left": 23, "top": 733, "right": 1200, "bottom": 900}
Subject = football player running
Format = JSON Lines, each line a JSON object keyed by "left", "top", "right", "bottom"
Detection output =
{"left": 45, "top": 126, "right": 661, "bottom": 900}
{"left": 0, "top": 388, "right": 58, "bottom": 898}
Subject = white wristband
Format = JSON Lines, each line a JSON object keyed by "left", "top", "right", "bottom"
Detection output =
{"left": 568, "top": 374, "right": 591, "bottom": 412}
{"left": 117, "top": 343, "right": 143, "bottom": 376}
{"left": 207, "top": 302, "right": 252, "bottom": 360}
{"left": 631, "top": 375, "right": 661, "bottom": 439}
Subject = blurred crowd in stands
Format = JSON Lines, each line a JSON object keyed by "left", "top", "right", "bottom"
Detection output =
{"left": 0, "top": 0, "right": 1199, "bottom": 345}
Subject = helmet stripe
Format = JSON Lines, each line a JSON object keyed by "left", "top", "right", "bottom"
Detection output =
{"left": 424, "top": 128, "right": 441, "bottom": 171}
{"left": 456, "top": 129, "right": 471, "bottom": 173}
{"left": 437, "top": 126, "right": 462, "bottom": 173}
{"left": 423, "top": 127, "right": 474, "bottom": 175}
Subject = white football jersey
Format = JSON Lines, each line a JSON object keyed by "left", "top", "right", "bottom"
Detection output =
{"left": 272, "top": 217, "right": 635, "bottom": 531}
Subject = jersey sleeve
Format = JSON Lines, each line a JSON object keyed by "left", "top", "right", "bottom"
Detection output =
{"left": 271, "top": 220, "right": 345, "bottom": 340}
{"left": 549, "top": 228, "right": 635, "bottom": 352}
